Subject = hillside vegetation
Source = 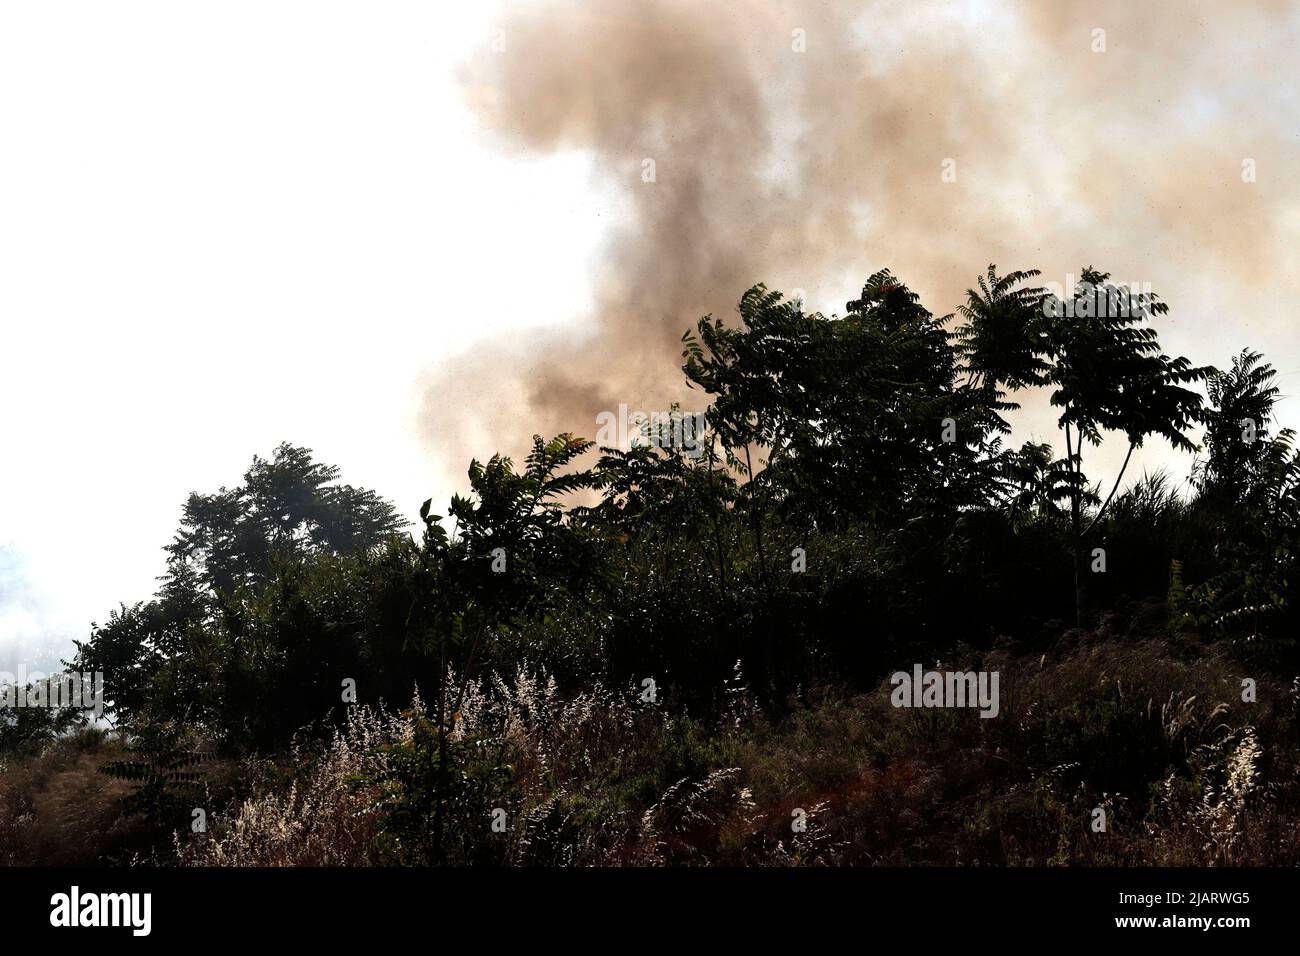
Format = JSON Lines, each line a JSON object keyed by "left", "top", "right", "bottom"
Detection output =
{"left": 4, "top": 266, "right": 1299, "bottom": 866}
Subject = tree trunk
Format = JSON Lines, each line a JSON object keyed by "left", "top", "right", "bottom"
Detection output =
{"left": 743, "top": 443, "right": 768, "bottom": 582}
{"left": 1065, "top": 421, "right": 1082, "bottom": 631}
{"left": 1080, "top": 441, "right": 1135, "bottom": 538}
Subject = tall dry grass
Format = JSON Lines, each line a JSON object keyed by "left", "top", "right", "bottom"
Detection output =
{"left": 7, "top": 640, "right": 1297, "bottom": 867}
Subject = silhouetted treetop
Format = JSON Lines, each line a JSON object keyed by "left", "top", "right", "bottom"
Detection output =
{"left": 164, "top": 442, "right": 405, "bottom": 596}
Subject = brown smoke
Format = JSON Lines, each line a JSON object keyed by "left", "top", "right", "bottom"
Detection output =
{"left": 419, "top": 0, "right": 1300, "bottom": 487}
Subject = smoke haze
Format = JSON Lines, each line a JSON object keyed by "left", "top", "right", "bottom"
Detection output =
{"left": 420, "top": 0, "right": 1300, "bottom": 485}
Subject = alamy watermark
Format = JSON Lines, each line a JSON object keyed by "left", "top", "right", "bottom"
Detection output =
{"left": 890, "top": 664, "right": 1000, "bottom": 718}
{"left": 50, "top": 886, "right": 151, "bottom": 936}
{"left": 1041, "top": 275, "right": 1153, "bottom": 320}
{"left": 0, "top": 666, "right": 104, "bottom": 718}
{"left": 595, "top": 404, "right": 707, "bottom": 459}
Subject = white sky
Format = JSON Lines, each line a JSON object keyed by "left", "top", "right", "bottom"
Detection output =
{"left": 0, "top": 1, "right": 609, "bottom": 670}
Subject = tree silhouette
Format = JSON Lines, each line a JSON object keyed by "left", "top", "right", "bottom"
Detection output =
{"left": 959, "top": 265, "right": 1209, "bottom": 625}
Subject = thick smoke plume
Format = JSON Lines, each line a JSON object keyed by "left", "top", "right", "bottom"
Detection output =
{"left": 419, "top": 0, "right": 1300, "bottom": 485}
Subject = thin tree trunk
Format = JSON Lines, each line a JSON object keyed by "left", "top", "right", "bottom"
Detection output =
{"left": 743, "top": 443, "right": 768, "bottom": 581}
{"left": 1079, "top": 441, "right": 1135, "bottom": 539}
{"left": 706, "top": 436, "right": 728, "bottom": 596}
{"left": 740, "top": 441, "right": 775, "bottom": 696}
{"left": 1065, "top": 420, "right": 1081, "bottom": 631}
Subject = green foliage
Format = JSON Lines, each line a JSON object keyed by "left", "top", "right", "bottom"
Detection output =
{"left": 63, "top": 265, "right": 1300, "bottom": 864}
{"left": 100, "top": 723, "right": 206, "bottom": 827}
{"left": 1177, "top": 351, "right": 1300, "bottom": 660}
{"left": 357, "top": 710, "right": 516, "bottom": 865}
{"left": 683, "top": 272, "right": 1005, "bottom": 530}
{"left": 166, "top": 442, "right": 406, "bottom": 596}
{"left": 1195, "top": 349, "right": 1290, "bottom": 504}
{"left": 74, "top": 443, "right": 409, "bottom": 731}
{"left": 1042, "top": 269, "right": 1209, "bottom": 454}
{"left": 0, "top": 683, "right": 85, "bottom": 758}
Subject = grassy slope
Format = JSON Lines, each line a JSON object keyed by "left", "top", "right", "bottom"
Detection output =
{"left": 6, "top": 627, "right": 1297, "bottom": 866}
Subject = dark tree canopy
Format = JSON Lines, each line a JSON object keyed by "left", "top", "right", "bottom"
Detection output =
{"left": 60, "top": 265, "right": 1300, "bottom": 765}
{"left": 17, "top": 262, "right": 1300, "bottom": 872}
{"left": 164, "top": 442, "right": 406, "bottom": 596}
